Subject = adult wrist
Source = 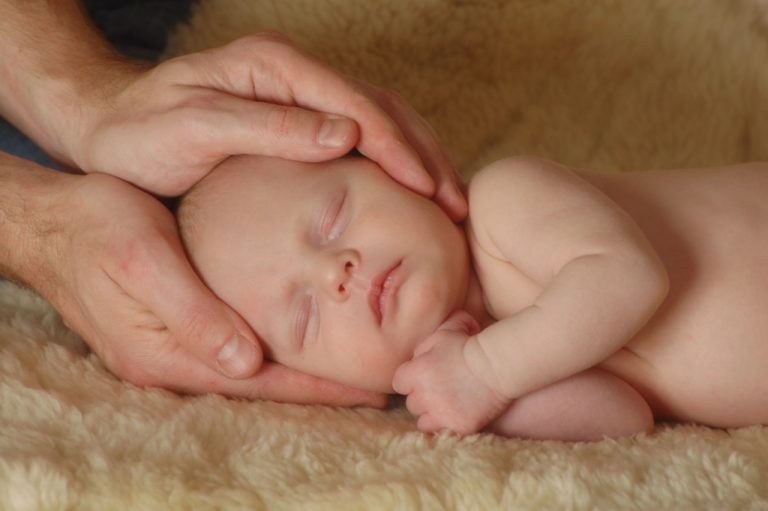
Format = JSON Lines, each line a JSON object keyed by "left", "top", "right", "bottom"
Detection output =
{"left": 0, "top": 52, "right": 145, "bottom": 168}
{"left": 0, "top": 152, "right": 77, "bottom": 294}
{"left": 0, "top": 1, "right": 147, "bottom": 167}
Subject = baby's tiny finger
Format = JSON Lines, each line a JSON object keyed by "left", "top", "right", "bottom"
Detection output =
{"left": 417, "top": 414, "right": 442, "bottom": 434}
{"left": 404, "top": 392, "right": 428, "bottom": 417}
{"left": 392, "top": 363, "right": 414, "bottom": 395}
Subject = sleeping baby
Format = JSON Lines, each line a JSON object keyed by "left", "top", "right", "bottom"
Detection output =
{"left": 176, "top": 154, "right": 768, "bottom": 442}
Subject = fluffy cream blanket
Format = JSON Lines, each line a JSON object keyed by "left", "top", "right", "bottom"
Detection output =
{"left": 2, "top": 1, "right": 768, "bottom": 509}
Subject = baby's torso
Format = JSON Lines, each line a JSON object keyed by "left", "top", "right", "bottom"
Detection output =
{"left": 467, "top": 162, "right": 768, "bottom": 427}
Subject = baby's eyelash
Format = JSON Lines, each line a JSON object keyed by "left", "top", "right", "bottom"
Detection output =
{"left": 295, "top": 294, "right": 319, "bottom": 349}
{"left": 320, "top": 191, "right": 347, "bottom": 241}
{"left": 295, "top": 295, "right": 312, "bottom": 348}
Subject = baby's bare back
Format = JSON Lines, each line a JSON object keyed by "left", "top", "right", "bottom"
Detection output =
{"left": 581, "top": 163, "right": 768, "bottom": 427}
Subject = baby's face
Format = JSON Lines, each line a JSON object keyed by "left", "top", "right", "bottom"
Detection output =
{"left": 182, "top": 155, "right": 469, "bottom": 392}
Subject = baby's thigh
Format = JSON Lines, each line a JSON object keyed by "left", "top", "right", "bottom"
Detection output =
{"left": 485, "top": 368, "right": 653, "bottom": 442}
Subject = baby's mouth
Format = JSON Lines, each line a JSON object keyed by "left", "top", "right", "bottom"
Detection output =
{"left": 368, "top": 260, "right": 403, "bottom": 326}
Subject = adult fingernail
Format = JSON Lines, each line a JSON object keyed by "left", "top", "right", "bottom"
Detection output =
{"left": 217, "top": 334, "right": 258, "bottom": 378}
{"left": 318, "top": 118, "right": 352, "bottom": 148}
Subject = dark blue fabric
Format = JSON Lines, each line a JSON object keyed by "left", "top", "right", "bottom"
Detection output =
{"left": 83, "top": 0, "right": 198, "bottom": 61}
{"left": 0, "top": 121, "right": 61, "bottom": 169}
{"left": 0, "top": 0, "right": 197, "bottom": 169}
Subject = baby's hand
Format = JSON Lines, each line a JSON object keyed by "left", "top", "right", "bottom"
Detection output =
{"left": 392, "top": 311, "right": 509, "bottom": 436}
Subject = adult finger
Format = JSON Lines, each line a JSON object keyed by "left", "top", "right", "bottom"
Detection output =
{"left": 337, "top": 82, "right": 437, "bottom": 198}
{"left": 309, "top": 84, "right": 436, "bottom": 197}
{"left": 362, "top": 83, "right": 468, "bottom": 221}
{"left": 186, "top": 37, "right": 436, "bottom": 197}
{"left": 159, "top": 349, "right": 387, "bottom": 407}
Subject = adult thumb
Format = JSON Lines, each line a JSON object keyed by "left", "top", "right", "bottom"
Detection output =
{"left": 142, "top": 250, "right": 264, "bottom": 379}
{"left": 169, "top": 296, "right": 264, "bottom": 379}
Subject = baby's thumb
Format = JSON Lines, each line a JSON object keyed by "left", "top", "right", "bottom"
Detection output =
{"left": 438, "top": 310, "right": 481, "bottom": 336}
{"left": 412, "top": 310, "right": 481, "bottom": 357}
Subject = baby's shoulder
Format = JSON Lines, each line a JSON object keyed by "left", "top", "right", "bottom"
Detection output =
{"left": 468, "top": 155, "right": 585, "bottom": 209}
{"left": 466, "top": 156, "right": 563, "bottom": 260}
{"left": 468, "top": 156, "right": 549, "bottom": 200}
{"left": 467, "top": 156, "right": 580, "bottom": 235}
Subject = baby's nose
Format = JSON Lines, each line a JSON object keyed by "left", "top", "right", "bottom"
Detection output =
{"left": 318, "top": 249, "right": 361, "bottom": 301}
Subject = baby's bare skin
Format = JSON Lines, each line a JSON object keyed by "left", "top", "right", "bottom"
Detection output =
{"left": 180, "top": 154, "right": 766, "bottom": 440}
{"left": 583, "top": 164, "right": 768, "bottom": 427}
{"left": 470, "top": 160, "right": 768, "bottom": 429}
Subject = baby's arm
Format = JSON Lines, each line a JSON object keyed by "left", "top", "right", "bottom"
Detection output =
{"left": 486, "top": 367, "right": 653, "bottom": 441}
{"left": 466, "top": 157, "right": 669, "bottom": 402}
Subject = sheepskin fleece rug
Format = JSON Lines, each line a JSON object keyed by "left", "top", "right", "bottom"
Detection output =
{"left": 3, "top": 1, "right": 768, "bottom": 509}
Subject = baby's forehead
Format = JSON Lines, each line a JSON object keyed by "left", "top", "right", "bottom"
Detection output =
{"left": 192, "top": 161, "right": 316, "bottom": 225}
{"left": 200, "top": 158, "right": 310, "bottom": 203}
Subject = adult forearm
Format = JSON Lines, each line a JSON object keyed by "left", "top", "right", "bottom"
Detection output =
{"left": 0, "top": 0, "right": 142, "bottom": 165}
{"left": 0, "top": 151, "right": 73, "bottom": 291}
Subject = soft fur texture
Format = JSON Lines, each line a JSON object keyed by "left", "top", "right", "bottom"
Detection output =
{"left": 2, "top": 1, "right": 768, "bottom": 509}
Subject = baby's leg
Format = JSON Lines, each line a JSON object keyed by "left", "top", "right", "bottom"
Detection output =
{"left": 486, "top": 368, "right": 653, "bottom": 442}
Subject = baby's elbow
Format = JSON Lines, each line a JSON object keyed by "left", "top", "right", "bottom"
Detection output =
{"left": 635, "top": 252, "right": 670, "bottom": 316}
{"left": 648, "top": 253, "right": 670, "bottom": 302}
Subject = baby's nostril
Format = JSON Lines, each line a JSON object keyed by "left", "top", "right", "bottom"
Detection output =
{"left": 338, "top": 283, "right": 346, "bottom": 293}
{"left": 345, "top": 261, "right": 353, "bottom": 271}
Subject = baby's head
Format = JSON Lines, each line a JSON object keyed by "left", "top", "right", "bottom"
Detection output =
{"left": 177, "top": 155, "right": 469, "bottom": 392}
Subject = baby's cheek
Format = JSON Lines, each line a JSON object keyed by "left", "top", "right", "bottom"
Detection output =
{"left": 349, "top": 349, "right": 402, "bottom": 393}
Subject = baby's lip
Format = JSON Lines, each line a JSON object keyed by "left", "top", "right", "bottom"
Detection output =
{"left": 368, "top": 260, "right": 403, "bottom": 326}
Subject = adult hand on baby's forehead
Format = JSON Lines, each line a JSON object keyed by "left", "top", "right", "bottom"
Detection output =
{"left": 65, "top": 32, "right": 467, "bottom": 219}
{"left": 344, "top": 76, "right": 468, "bottom": 221}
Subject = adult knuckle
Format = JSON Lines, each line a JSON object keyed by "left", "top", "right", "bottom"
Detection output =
{"left": 152, "top": 56, "right": 198, "bottom": 82}
{"left": 265, "top": 106, "right": 300, "bottom": 139}
{"left": 108, "top": 234, "right": 154, "bottom": 282}
{"left": 165, "top": 102, "right": 219, "bottom": 153}
{"left": 175, "top": 302, "right": 218, "bottom": 344}
{"left": 231, "top": 31, "right": 295, "bottom": 54}
{"left": 176, "top": 93, "right": 221, "bottom": 112}
{"left": 108, "top": 227, "right": 174, "bottom": 286}
{"left": 174, "top": 97, "right": 219, "bottom": 133}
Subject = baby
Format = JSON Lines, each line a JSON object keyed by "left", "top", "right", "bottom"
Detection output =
{"left": 176, "top": 154, "right": 768, "bottom": 442}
